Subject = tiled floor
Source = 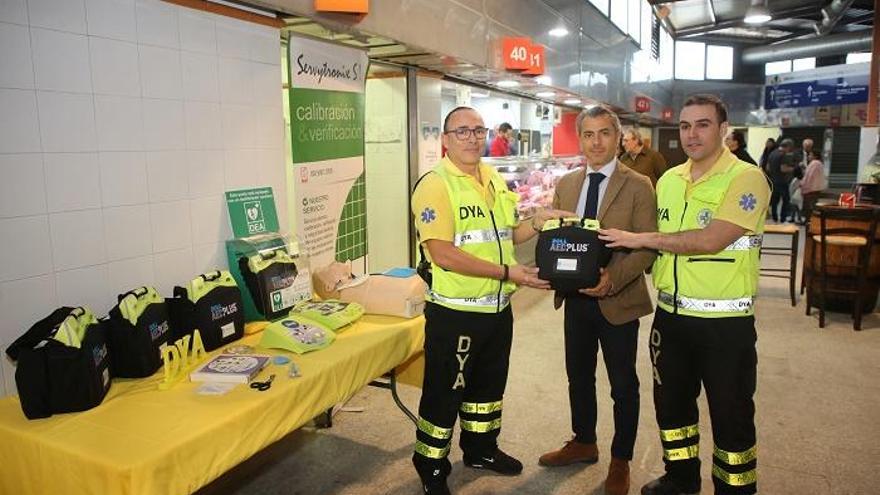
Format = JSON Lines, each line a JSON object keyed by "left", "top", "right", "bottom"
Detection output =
{"left": 201, "top": 231, "right": 880, "bottom": 494}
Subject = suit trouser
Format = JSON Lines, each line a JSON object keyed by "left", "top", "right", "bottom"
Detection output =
{"left": 769, "top": 181, "right": 791, "bottom": 222}
{"left": 564, "top": 295, "right": 639, "bottom": 459}
{"left": 650, "top": 308, "right": 758, "bottom": 495}
{"left": 412, "top": 302, "right": 513, "bottom": 483}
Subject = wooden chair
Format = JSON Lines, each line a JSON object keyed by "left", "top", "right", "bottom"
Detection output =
{"left": 760, "top": 223, "right": 799, "bottom": 306}
{"left": 805, "top": 206, "right": 880, "bottom": 330}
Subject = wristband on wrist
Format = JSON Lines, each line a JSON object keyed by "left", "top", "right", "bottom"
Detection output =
{"left": 501, "top": 263, "right": 509, "bottom": 282}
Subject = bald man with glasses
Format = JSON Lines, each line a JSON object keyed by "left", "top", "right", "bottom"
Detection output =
{"left": 410, "top": 106, "right": 571, "bottom": 495}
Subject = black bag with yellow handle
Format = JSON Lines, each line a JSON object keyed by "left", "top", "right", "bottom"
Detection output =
{"left": 535, "top": 217, "right": 612, "bottom": 293}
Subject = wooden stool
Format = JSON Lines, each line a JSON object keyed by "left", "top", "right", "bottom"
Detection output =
{"left": 760, "top": 224, "right": 800, "bottom": 306}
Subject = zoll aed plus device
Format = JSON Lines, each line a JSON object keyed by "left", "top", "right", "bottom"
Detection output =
{"left": 535, "top": 217, "right": 612, "bottom": 293}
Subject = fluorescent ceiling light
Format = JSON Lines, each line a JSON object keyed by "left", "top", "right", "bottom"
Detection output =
{"left": 536, "top": 91, "right": 556, "bottom": 98}
{"left": 535, "top": 75, "right": 553, "bottom": 86}
{"left": 744, "top": 1, "right": 771, "bottom": 25}
{"left": 471, "top": 91, "right": 490, "bottom": 98}
{"left": 210, "top": 0, "right": 275, "bottom": 17}
{"left": 564, "top": 98, "right": 581, "bottom": 105}
{"left": 497, "top": 80, "right": 519, "bottom": 88}
{"left": 549, "top": 27, "right": 569, "bottom": 37}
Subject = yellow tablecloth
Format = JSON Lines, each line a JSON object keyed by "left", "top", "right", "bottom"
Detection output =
{"left": 0, "top": 315, "right": 425, "bottom": 495}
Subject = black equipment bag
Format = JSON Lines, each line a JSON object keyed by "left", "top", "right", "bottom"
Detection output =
{"left": 535, "top": 218, "right": 612, "bottom": 293}
{"left": 106, "top": 287, "right": 171, "bottom": 378}
{"left": 168, "top": 270, "right": 244, "bottom": 352}
{"left": 237, "top": 248, "right": 298, "bottom": 320}
{"left": 5, "top": 307, "right": 112, "bottom": 419}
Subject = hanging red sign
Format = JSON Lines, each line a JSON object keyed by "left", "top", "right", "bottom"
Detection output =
{"left": 523, "top": 44, "right": 545, "bottom": 76}
{"left": 502, "top": 37, "right": 532, "bottom": 71}
{"left": 314, "top": 0, "right": 368, "bottom": 13}
{"left": 634, "top": 96, "right": 651, "bottom": 113}
{"left": 661, "top": 107, "right": 674, "bottom": 121}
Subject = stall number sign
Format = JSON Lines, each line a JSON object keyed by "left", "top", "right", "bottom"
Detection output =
{"left": 523, "top": 45, "right": 545, "bottom": 75}
{"left": 635, "top": 96, "right": 651, "bottom": 113}
{"left": 314, "top": 0, "right": 368, "bottom": 13}
{"left": 661, "top": 108, "right": 674, "bottom": 121}
{"left": 502, "top": 37, "right": 545, "bottom": 76}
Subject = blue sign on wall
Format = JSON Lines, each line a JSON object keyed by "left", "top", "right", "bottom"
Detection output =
{"left": 764, "top": 75, "right": 869, "bottom": 109}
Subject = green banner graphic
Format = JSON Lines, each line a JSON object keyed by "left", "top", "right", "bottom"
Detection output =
{"left": 290, "top": 89, "right": 365, "bottom": 164}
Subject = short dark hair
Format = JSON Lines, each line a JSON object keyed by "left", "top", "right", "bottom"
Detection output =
{"left": 498, "top": 122, "right": 513, "bottom": 132}
{"left": 780, "top": 138, "right": 795, "bottom": 149}
{"left": 729, "top": 130, "right": 747, "bottom": 149}
{"left": 443, "top": 106, "right": 476, "bottom": 132}
{"left": 810, "top": 149, "right": 822, "bottom": 160}
{"left": 682, "top": 93, "right": 728, "bottom": 123}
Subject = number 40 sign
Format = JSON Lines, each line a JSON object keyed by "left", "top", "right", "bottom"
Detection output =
{"left": 502, "top": 37, "right": 545, "bottom": 76}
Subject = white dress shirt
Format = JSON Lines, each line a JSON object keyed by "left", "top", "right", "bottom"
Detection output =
{"left": 575, "top": 158, "right": 617, "bottom": 218}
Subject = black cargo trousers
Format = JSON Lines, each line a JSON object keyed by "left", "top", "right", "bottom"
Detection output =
{"left": 650, "top": 308, "right": 758, "bottom": 495}
{"left": 412, "top": 301, "right": 513, "bottom": 483}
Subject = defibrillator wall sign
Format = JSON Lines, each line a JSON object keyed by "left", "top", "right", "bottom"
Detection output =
{"left": 225, "top": 187, "right": 280, "bottom": 238}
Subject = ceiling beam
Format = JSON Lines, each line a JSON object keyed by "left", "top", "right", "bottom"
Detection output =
{"left": 839, "top": 12, "right": 875, "bottom": 26}
{"left": 674, "top": 6, "right": 824, "bottom": 37}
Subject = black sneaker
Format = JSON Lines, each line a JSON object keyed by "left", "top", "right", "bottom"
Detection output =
{"left": 641, "top": 475, "right": 700, "bottom": 495}
{"left": 422, "top": 479, "right": 451, "bottom": 495}
{"left": 463, "top": 448, "right": 523, "bottom": 475}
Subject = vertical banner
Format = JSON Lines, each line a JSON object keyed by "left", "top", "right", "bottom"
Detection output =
{"left": 288, "top": 36, "right": 369, "bottom": 272}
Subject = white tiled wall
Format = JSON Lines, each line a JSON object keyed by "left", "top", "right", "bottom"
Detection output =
{"left": 0, "top": 0, "right": 286, "bottom": 396}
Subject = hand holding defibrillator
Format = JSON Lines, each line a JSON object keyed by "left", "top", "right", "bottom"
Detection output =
{"left": 508, "top": 264, "right": 551, "bottom": 290}
{"left": 579, "top": 267, "right": 612, "bottom": 298}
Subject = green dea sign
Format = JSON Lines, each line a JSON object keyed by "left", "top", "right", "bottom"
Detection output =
{"left": 225, "top": 187, "right": 279, "bottom": 238}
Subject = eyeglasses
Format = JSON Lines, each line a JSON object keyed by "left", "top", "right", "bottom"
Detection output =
{"left": 445, "top": 127, "right": 489, "bottom": 141}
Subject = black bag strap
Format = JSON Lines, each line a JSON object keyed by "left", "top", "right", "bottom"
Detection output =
{"left": 173, "top": 285, "right": 188, "bottom": 300}
{"left": 201, "top": 270, "right": 222, "bottom": 282}
{"left": 412, "top": 171, "right": 435, "bottom": 286}
{"left": 5, "top": 307, "right": 74, "bottom": 361}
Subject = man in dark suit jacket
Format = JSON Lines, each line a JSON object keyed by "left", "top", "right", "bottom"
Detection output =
{"left": 538, "top": 105, "right": 657, "bottom": 495}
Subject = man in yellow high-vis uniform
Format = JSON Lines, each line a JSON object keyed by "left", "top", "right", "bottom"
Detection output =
{"left": 600, "top": 94, "right": 770, "bottom": 495}
{"left": 410, "top": 106, "right": 570, "bottom": 495}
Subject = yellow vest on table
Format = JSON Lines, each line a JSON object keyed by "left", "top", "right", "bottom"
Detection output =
{"left": 653, "top": 160, "right": 764, "bottom": 318}
{"left": 428, "top": 161, "right": 519, "bottom": 313}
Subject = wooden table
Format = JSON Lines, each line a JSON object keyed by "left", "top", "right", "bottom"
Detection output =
{"left": 803, "top": 204, "right": 880, "bottom": 311}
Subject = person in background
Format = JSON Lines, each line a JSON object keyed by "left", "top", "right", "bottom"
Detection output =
{"left": 758, "top": 138, "right": 776, "bottom": 173}
{"left": 725, "top": 130, "right": 757, "bottom": 166}
{"left": 489, "top": 122, "right": 514, "bottom": 157}
{"left": 799, "top": 138, "right": 814, "bottom": 168}
{"left": 800, "top": 149, "right": 827, "bottom": 223}
{"left": 767, "top": 138, "right": 796, "bottom": 223}
{"left": 619, "top": 128, "right": 668, "bottom": 186}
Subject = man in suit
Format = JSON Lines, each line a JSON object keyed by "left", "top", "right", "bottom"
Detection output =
{"left": 539, "top": 104, "right": 657, "bottom": 495}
